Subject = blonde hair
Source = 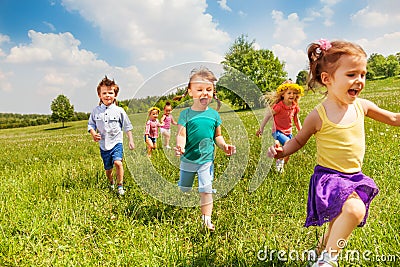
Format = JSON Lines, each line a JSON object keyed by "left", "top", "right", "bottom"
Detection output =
{"left": 147, "top": 107, "right": 160, "bottom": 118}
{"left": 263, "top": 80, "right": 303, "bottom": 107}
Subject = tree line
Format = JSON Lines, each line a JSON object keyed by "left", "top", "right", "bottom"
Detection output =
{"left": 0, "top": 112, "right": 89, "bottom": 129}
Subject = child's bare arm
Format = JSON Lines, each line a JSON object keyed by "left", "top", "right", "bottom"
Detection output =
{"left": 256, "top": 109, "right": 275, "bottom": 137}
{"left": 160, "top": 114, "right": 166, "bottom": 124}
{"left": 294, "top": 113, "right": 302, "bottom": 132}
{"left": 171, "top": 115, "right": 178, "bottom": 125}
{"left": 174, "top": 125, "right": 186, "bottom": 156}
{"left": 215, "top": 126, "right": 236, "bottom": 156}
{"left": 126, "top": 130, "right": 135, "bottom": 150}
{"left": 361, "top": 98, "right": 400, "bottom": 126}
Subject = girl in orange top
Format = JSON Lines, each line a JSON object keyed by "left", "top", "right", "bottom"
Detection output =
{"left": 256, "top": 79, "right": 303, "bottom": 172}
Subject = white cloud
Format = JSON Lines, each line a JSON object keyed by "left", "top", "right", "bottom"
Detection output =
{"left": 238, "top": 10, "right": 247, "bottom": 18}
{"left": 304, "top": 0, "right": 342, "bottom": 26}
{"left": 321, "top": 6, "right": 334, "bottom": 26}
{"left": 61, "top": 0, "right": 230, "bottom": 65}
{"left": 0, "top": 34, "right": 10, "bottom": 44}
{"left": 272, "top": 44, "right": 308, "bottom": 79}
{"left": 0, "top": 34, "right": 10, "bottom": 57}
{"left": 320, "top": 0, "right": 342, "bottom": 5}
{"left": 271, "top": 10, "right": 306, "bottom": 46}
{"left": 320, "top": 0, "right": 342, "bottom": 26}
{"left": 0, "top": 30, "right": 144, "bottom": 113}
{"left": 351, "top": 0, "right": 400, "bottom": 30}
{"left": 218, "top": 0, "right": 232, "bottom": 12}
{"left": 0, "top": 70, "right": 13, "bottom": 92}
{"left": 357, "top": 32, "right": 400, "bottom": 57}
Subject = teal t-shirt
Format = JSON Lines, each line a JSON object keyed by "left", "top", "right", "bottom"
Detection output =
{"left": 178, "top": 107, "right": 222, "bottom": 164}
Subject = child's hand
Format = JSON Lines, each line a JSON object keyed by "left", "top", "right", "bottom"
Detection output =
{"left": 223, "top": 144, "right": 236, "bottom": 156}
{"left": 256, "top": 128, "right": 263, "bottom": 137}
{"left": 267, "top": 140, "right": 283, "bottom": 158}
{"left": 174, "top": 145, "right": 185, "bottom": 157}
{"left": 92, "top": 133, "right": 101, "bottom": 142}
{"left": 128, "top": 141, "right": 135, "bottom": 150}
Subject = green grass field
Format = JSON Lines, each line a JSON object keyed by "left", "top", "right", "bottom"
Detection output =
{"left": 1, "top": 77, "right": 399, "bottom": 266}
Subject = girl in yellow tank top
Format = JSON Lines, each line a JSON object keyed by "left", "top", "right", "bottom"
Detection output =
{"left": 267, "top": 39, "right": 400, "bottom": 267}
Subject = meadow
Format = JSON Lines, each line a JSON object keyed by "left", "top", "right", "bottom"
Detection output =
{"left": 0, "top": 77, "right": 399, "bottom": 266}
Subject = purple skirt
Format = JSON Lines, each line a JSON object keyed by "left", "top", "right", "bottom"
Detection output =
{"left": 305, "top": 165, "right": 379, "bottom": 227}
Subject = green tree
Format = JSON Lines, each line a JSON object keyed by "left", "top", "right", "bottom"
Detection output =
{"left": 367, "top": 53, "right": 386, "bottom": 79}
{"left": 395, "top": 52, "right": 400, "bottom": 63}
{"left": 50, "top": 94, "right": 74, "bottom": 127}
{"left": 220, "top": 34, "right": 287, "bottom": 109}
{"left": 385, "top": 55, "right": 400, "bottom": 77}
{"left": 296, "top": 70, "right": 308, "bottom": 86}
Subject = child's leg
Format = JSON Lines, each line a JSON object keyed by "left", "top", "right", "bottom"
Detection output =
{"left": 105, "top": 169, "right": 113, "bottom": 184}
{"left": 200, "top": 192, "right": 214, "bottom": 231}
{"left": 114, "top": 160, "right": 124, "bottom": 186}
{"left": 163, "top": 131, "right": 171, "bottom": 147}
{"left": 198, "top": 162, "right": 215, "bottom": 230}
{"left": 146, "top": 138, "right": 154, "bottom": 155}
{"left": 323, "top": 192, "right": 366, "bottom": 256}
{"left": 164, "top": 130, "right": 171, "bottom": 147}
{"left": 200, "top": 192, "right": 213, "bottom": 216}
{"left": 316, "top": 221, "right": 333, "bottom": 254}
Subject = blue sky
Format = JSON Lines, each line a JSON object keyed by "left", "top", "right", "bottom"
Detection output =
{"left": 0, "top": 0, "right": 399, "bottom": 114}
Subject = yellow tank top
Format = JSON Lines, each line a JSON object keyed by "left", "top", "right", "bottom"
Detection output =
{"left": 315, "top": 100, "right": 365, "bottom": 173}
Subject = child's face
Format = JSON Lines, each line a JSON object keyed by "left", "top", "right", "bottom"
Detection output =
{"left": 282, "top": 89, "right": 298, "bottom": 104}
{"left": 188, "top": 80, "right": 214, "bottom": 108}
{"left": 164, "top": 106, "right": 172, "bottom": 115}
{"left": 324, "top": 54, "right": 367, "bottom": 104}
{"left": 98, "top": 85, "right": 116, "bottom": 106}
{"left": 150, "top": 110, "right": 159, "bottom": 120}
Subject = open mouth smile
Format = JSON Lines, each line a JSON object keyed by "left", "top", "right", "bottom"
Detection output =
{"left": 200, "top": 98, "right": 210, "bottom": 105}
{"left": 348, "top": 89, "right": 360, "bottom": 97}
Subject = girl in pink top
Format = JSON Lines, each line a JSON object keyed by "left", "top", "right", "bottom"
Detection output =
{"left": 145, "top": 107, "right": 163, "bottom": 157}
{"left": 256, "top": 80, "right": 303, "bottom": 172}
{"left": 160, "top": 101, "right": 177, "bottom": 149}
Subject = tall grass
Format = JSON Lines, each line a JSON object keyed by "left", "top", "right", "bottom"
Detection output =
{"left": 0, "top": 77, "right": 399, "bottom": 266}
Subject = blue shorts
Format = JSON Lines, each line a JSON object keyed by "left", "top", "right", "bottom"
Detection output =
{"left": 144, "top": 135, "right": 156, "bottom": 144}
{"left": 272, "top": 130, "right": 292, "bottom": 146}
{"left": 178, "top": 161, "right": 216, "bottom": 193}
{"left": 100, "top": 143, "right": 123, "bottom": 170}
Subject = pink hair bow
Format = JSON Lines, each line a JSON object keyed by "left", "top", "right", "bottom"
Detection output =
{"left": 317, "top": 39, "right": 332, "bottom": 51}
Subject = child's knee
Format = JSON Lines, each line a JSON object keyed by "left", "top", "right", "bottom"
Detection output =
{"left": 114, "top": 160, "right": 123, "bottom": 168}
{"left": 343, "top": 196, "right": 366, "bottom": 223}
